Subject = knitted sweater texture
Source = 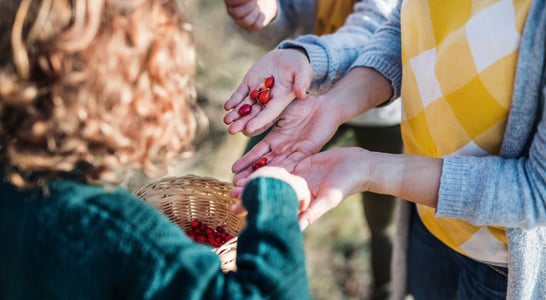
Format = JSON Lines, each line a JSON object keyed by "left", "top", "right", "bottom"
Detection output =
{"left": 0, "top": 177, "right": 311, "bottom": 300}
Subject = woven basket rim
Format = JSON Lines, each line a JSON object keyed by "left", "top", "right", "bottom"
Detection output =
{"left": 133, "top": 174, "right": 245, "bottom": 272}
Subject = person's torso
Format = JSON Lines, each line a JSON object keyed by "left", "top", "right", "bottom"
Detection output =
{"left": 400, "top": 0, "right": 532, "bottom": 266}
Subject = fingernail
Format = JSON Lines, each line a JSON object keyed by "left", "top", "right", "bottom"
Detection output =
{"left": 299, "top": 220, "right": 308, "bottom": 231}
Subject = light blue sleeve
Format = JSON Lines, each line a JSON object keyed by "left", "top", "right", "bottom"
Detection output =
{"left": 349, "top": 0, "right": 402, "bottom": 102}
{"left": 229, "top": 0, "right": 315, "bottom": 50}
{"left": 435, "top": 0, "right": 546, "bottom": 229}
{"left": 277, "top": 0, "right": 397, "bottom": 92}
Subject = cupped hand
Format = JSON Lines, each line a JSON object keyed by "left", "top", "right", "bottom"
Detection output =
{"left": 223, "top": 48, "right": 312, "bottom": 136}
{"left": 223, "top": 0, "right": 278, "bottom": 32}
{"left": 293, "top": 147, "right": 371, "bottom": 230}
{"left": 231, "top": 166, "right": 311, "bottom": 218}
{"left": 230, "top": 93, "right": 342, "bottom": 193}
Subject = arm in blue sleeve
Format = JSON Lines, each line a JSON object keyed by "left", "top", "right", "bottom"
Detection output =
{"left": 145, "top": 177, "right": 310, "bottom": 299}
{"left": 229, "top": 0, "right": 315, "bottom": 50}
{"left": 349, "top": 0, "right": 403, "bottom": 102}
{"left": 278, "top": 0, "right": 397, "bottom": 92}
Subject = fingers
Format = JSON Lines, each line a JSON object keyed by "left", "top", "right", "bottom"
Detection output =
{"left": 232, "top": 142, "right": 270, "bottom": 173}
{"left": 298, "top": 189, "right": 344, "bottom": 230}
{"left": 242, "top": 92, "right": 296, "bottom": 135}
{"left": 224, "top": 81, "right": 251, "bottom": 112}
{"left": 234, "top": 11, "right": 264, "bottom": 32}
{"left": 225, "top": 92, "right": 295, "bottom": 136}
{"left": 226, "top": 102, "right": 266, "bottom": 135}
{"left": 230, "top": 198, "right": 248, "bottom": 216}
{"left": 293, "top": 67, "right": 313, "bottom": 99}
{"left": 224, "top": 0, "right": 273, "bottom": 32}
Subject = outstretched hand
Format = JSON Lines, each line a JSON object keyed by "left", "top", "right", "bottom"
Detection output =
{"left": 223, "top": 0, "right": 278, "bottom": 32}
{"left": 293, "top": 147, "right": 371, "bottom": 230}
{"left": 232, "top": 147, "right": 372, "bottom": 231}
{"left": 223, "top": 48, "right": 313, "bottom": 136}
{"left": 230, "top": 93, "right": 343, "bottom": 193}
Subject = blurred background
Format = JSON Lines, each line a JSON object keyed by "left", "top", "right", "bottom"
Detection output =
{"left": 127, "top": 1, "right": 377, "bottom": 299}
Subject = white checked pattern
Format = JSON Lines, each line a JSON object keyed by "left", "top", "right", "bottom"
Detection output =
{"left": 400, "top": 0, "right": 532, "bottom": 265}
{"left": 466, "top": 0, "right": 521, "bottom": 73}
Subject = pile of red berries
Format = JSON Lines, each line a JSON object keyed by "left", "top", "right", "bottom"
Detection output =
{"left": 238, "top": 75, "right": 275, "bottom": 116}
{"left": 186, "top": 219, "right": 234, "bottom": 248}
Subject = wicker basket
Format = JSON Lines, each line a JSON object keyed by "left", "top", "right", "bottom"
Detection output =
{"left": 133, "top": 174, "right": 246, "bottom": 272}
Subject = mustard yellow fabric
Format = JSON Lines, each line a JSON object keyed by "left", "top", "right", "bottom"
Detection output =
{"left": 314, "top": 0, "right": 358, "bottom": 35}
{"left": 400, "top": 0, "right": 532, "bottom": 265}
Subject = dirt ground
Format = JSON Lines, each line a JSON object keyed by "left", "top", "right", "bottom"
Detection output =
{"left": 128, "top": 1, "right": 377, "bottom": 299}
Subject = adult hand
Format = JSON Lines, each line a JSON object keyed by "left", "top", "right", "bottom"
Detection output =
{"left": 223, "top": 0, "right": 278, "bottom": 32}
{"left": 223, "top": 48, "right": 313, "bottom": 136}
{"left": 231, "top": 166, "right": 311, "bottom": 218}
{"left": 230, "top": 92, "right": 342, "bottom": 192}
{"left": 293, "top": 147, "right": 372, "bottom": 230}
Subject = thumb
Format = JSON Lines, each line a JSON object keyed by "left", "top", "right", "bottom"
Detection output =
{"left": 293, "top": 66, "right": 312, "bottom": 100}
{"left": 298, "top": 188, "right": 344, "bottom": 230}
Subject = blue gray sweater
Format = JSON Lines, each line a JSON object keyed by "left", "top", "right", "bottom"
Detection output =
{"left": 0, "top": 177, "right": 311, "bottom": 300}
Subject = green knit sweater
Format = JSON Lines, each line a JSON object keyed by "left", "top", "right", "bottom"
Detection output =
{"left": 0, "top": 176, "right": 311, "bottom": 300}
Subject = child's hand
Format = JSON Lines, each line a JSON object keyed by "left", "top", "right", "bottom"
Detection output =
{"left": 231, "top": 166, "right": 311, "bottom": 218}
{"left": 223, "top": 0, "right": 278, "bottom": 31}
{"left": 223, "top": 48, "right": 312, "bottom": 136}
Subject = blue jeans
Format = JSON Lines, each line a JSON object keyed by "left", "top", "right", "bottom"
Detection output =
{"left": 407, "top": 205, "right": 508, "bottom": 300}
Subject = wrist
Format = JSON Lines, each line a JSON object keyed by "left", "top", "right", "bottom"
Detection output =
{"left": 283, "top": 46, "right": 310, "bottom": 63}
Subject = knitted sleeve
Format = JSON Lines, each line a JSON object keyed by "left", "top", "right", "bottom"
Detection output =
{"left": 277, "top": 0, "right": 396, "bottom": 92}
{"left": 435, "top": 0, "right": 546, "bottom": 229}
{"left": 228, "top": 0, "right": 316, "bottom": 50}
{"left": 139, "top": 177, "right": 311, "bottom": 299}
{"left": 349, "top": 0, "right": 402, "bottom": 102}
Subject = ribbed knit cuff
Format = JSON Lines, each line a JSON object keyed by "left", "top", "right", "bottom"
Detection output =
{"left": 278, "top": 41, "right": 329, "bottom": 84}
{"left": 350, "top": 54, "right": 402, "bottom": 103}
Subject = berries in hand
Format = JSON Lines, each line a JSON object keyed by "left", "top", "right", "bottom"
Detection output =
{"left": 238, "top": 104, "right": 252, "bottom": 116}
{"left": 248, "top": 76, "right": 275, "bottom": 106}
{"left": 264, "top": 76, "right": 275, "bottom": 89}
{"left": 257, "top": 90, "right": 270, "bottom": 105}
{"left": 250, "top": 89, "right": 260, "bottom": 100}
{"left": 252, "top": 157, "right": 268, "bottom": 170}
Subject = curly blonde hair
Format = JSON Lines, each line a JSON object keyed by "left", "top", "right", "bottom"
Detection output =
{"left": 0, "top": 0, "right": 207, "bottom": 188}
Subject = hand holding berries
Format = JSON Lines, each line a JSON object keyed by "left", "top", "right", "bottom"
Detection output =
{"left": 240, "top": 75, "right": 275, "bottom": 116}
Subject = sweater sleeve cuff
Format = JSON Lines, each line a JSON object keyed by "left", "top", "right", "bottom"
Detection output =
{"left": 350, "top": 54, "right": 402, "bottom": 103}
{"left": 278, "top": 40, "right": 329, "bottom": 84}
{"left": 436, "top": 156, "right": 489, "bottom": 222}
{"left": 241, "top": 177, "right": 299, "bottom": 223}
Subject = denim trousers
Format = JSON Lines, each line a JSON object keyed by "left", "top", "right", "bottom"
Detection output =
{"left": 407, "top": 205, "right": 508, "bottom": 300}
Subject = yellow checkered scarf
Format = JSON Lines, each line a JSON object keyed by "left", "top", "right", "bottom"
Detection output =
{"left": 400, "top": 0, "right": 531, "bottom": 264}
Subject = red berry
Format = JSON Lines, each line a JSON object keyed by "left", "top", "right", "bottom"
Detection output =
{"left": 264, "top": 76, "right": 275, "bottom": 89}
{"left": 206, "top": 227, "right": 214, "bottom": 236}
{"left": 215, "top": 226, "right": 225, "bottom": 233}
{"left": 257, "top": 90, "right": 270, "bottom": 104}
{"left": 250, "top": 89, "right": 259, "bottom": 100}
{"left": 253, "top": 157, "right": 268, "bottom": 170}
{"left": 196, "top": 234, "right": 207, "bottom": 244}
{"left": 191, "top": 219, "right": 200, "bottom": 228}
{"left": 238, "top": 104, "right": 252, "bottom": 116}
